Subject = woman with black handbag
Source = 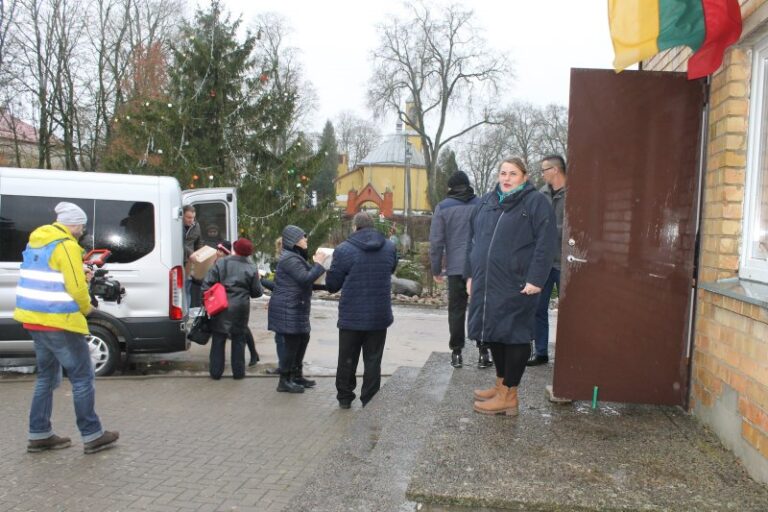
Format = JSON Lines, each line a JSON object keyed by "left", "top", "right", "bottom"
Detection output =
{"left": 202, "top": 238, "right": 263, "bottom": 380}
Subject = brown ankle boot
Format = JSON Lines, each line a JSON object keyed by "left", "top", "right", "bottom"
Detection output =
{"left": 473, "top": 377, "right": 503, "bottom": 401}
{"left": 473, "top": 385, "right": 519, "bottom": 416}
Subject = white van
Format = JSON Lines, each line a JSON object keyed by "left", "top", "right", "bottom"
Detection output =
{"left": 0, "top": 167, "right": 237, "bottom": 375}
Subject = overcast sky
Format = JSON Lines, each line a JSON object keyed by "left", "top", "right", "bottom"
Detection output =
{"left": 218, "top": 0, "right": 616, "bottom": 132}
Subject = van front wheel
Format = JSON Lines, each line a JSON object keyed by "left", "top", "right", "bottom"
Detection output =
{"left": 87, "top": 325, "right": 120, "bottom": 376}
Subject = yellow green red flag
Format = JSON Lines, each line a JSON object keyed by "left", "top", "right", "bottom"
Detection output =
{"left": 609, "top": 0, "right": 742, "bottom": 79}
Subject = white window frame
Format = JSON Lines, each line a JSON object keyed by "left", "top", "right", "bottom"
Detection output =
{"left": 741, "top": 37, "right": 768, "bottom": 283}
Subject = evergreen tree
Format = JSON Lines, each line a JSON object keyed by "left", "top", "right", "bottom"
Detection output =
{"left": 167, "top": 0, "right": 258, "bottom": 187}
{"left": 312, "top": 120, "right": 339, "bottom": 201}
{"left": 435, "top": 148, "right": 459, "bottom": 200}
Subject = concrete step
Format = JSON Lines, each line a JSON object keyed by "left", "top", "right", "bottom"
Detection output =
{"left": 406, "top": 357, "right": 768, "bottom": 511}
{"left": 286, "top": 351, "right": 453, "bottom": 512}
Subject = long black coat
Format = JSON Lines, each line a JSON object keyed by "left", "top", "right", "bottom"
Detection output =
{"left": 201, "top": 256, "right": 263, "bottom": 335}
{"left": 267, "top": 249, "right": 325, "bottom": 335}
{"left": 465, "top": 182, "right": 557, "bottom": 345}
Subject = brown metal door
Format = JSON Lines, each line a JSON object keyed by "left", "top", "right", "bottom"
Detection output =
{"left": 551, "top": 69, "right": 706, "bottom": 406}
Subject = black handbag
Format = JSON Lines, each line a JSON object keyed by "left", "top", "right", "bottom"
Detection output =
{"left": 187, "top": 311, "right": 212, "bottom": 345}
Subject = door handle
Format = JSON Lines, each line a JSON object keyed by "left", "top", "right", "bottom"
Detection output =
{"left": 567, "top": 255, "right": 588, "bottom": 263}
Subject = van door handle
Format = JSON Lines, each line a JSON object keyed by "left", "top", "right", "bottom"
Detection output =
{"left": 567, "top": 255, "right": 588, "bottom": 263}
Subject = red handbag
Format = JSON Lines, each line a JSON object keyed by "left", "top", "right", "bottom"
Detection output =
{"left": 203, "top": 260, "right": 229, "bottom": 316}
{"left": 203, "top": 283, "right": 228, "bottom": 316}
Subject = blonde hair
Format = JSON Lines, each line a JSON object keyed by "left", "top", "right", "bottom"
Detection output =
{"left": 275, "top": 237, "right": 283, "bottom": 257}
{"left": 498, "top": 156, "right": 528, "bottom": 174}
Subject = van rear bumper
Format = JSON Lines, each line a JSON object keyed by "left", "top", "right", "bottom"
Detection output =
{"left": 122, "top": 317, "right": 189, "bottom": 353}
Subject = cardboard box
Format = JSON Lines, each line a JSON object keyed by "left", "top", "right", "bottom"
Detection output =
{"left": 189, "top": 245, "right": 218, "bottom": 280}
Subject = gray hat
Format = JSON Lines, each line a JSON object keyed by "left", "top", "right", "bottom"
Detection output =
{"left": 55, "top": 202, "right": 87, "bottom": 225}
{"left": 281, "top": 224, "right": 305, "bottom": 249}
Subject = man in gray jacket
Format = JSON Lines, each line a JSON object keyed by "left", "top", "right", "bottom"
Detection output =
{"left": 429, "top": 171, "right": 487, "bottom": 369}
{"left": 529, "top": 155, "right": 566, "bottom": 366}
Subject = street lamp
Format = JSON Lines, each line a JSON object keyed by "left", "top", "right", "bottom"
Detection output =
{"left": 404, "top": 141, "right": 412, "bottom": 237}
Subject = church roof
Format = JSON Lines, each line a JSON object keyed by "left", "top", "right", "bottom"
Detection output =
{"left": 358, "top": 133, "right": 426, "bottom": 168}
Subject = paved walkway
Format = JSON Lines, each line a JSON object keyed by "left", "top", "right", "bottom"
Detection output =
{"left": 0, "top": 376, "right": 356, "bottom": 512}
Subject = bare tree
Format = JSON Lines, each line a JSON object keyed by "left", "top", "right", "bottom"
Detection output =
{"left": 335, "top": 110, "right": 380, "bottom": 169}
{"left": 250, "top": 12, "right": 317, "bottom": 155}
{"left": 459, "top": 124, "right": 507, "bottom": 195}
{"left": 535, "top": 103, "right": 568, "bottom": 158}
{"left": 501, "top": 101, "right": 541, "bottom": 176}
{"left": 368, "top": 1, "right": 509, "bottom": 209}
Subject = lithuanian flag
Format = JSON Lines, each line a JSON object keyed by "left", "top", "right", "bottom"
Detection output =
{"left": 609, "top": 0, "right": 742, "bottom": 79}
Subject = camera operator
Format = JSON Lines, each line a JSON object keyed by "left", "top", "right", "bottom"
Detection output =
{"left": 13, "top": 202, "right": 119, "bottom": 454}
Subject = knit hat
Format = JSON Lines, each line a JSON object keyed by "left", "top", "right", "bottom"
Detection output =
{"left": 233, "top": 238, "right": 253, "bottom": 257}
{"left": 281, "top": 225, "right": 305, "bottom": 249}
{"left": 217, "top": 240, "right": 232, "bottom": 255}
{"left": 55, "top": 202, "right": 87, "bottom": 225}
{"left": 447, "top": 171, "right": 470, "bottom": 189}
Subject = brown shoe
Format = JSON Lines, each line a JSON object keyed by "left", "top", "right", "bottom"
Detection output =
{"left": 83, "top": 431, "right": 119, "bottom": 454}
{"left": 473, "top": 377, "right": 503, "bottom": 402}
{"left": 473, "top": 385, "right": 519, "bottom": 416}
{"left": 27, "top": 434, "right": 72, "bottom": 453}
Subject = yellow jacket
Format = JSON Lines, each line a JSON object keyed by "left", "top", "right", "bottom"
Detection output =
{"left": 13, "top": 223, "right": 91, "bottom": 334}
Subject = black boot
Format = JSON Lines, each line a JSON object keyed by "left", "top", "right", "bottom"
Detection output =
{"left": 277, "top": 373, "right": 304, "bottom": 393}
{"left": 477, "top": 345, "right": 493, "bottom": 369}
{"left": 292, "top": 367, "right": 316, "bottom": 388}
{"left": 451, "top": 350, "right": 463, "bottom": 368}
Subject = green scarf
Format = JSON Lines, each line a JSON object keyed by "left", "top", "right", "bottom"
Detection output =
{"left": 497, "top": 182, "right": 526, "bottom": 204}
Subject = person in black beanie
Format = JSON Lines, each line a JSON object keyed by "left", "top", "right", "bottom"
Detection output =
{"left": 267, "top": 225, "right": 328, "bottom": 393}
{"left": 429, "top": 170, "right": 489, "bottom": 369}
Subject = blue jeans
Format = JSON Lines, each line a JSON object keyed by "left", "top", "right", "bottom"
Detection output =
{"left": 534, "top": 267, "right": 560, "bottom": 357}
{"left": 28, "top": 330, "right": 103, "bottom": 442}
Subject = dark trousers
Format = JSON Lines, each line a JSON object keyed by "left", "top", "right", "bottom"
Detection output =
{"left": 336, "top": 329, "right": 387, "bottom": 406}
{"left": 281, "top": 333, "right": 310, "bottom": 376}
{"left": 447, "top": 275, "right": 469, "bottom": 351}
{"left": 209, "top": 331, "right": 246, "bottom": 380}
{"left": 488, "top": 343, "right": 531, "bottom": 388}
{"left": 245, "top": 328, "right": 259, "bottom": 362}
{"left": 534, "top": 267, "right": 560, "bottom": 357}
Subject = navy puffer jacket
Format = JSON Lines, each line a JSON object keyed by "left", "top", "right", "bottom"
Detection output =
{"left": 267, "top": 249, "right": 325, "bottom": 334}
{"left": 325, "top": 228, "right": 398, "bottom": 331}
{"left": 465, "top": 182, "right": 557, "bottom": 345}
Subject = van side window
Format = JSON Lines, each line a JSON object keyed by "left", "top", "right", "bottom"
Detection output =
{"left": 94, "top": 200, "right": 155, "bottom": 263}
{"left": 0, "top": 195, "right": 93, "bottom": 262}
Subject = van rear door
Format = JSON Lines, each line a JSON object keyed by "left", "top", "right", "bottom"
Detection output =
{"left": 182, "top": 188, "right": 238, "bottom": 245}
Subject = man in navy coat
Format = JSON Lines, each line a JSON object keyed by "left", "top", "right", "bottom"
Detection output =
{"left": 326, "top": 212, "right": 398, "bottom": 409}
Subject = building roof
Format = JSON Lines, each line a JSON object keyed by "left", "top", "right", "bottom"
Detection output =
{"left": 358, "top": 133, "right": 426, "bottom": 168}
{"left": 0, "top": 109, "right": 39, "bottom": 143}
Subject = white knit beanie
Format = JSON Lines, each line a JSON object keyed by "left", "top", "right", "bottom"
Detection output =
{"left": 55, "top": 202, "right": 87, "bottom": 225}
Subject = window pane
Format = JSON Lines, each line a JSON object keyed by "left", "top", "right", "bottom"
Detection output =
{"left": 0, "top": 196, "right": 94, "bottom": 262}
{"left": 194, "top": 202, "right": 229, "bottom": 247}
{"left": 754, "top": 69, "right": 768, "bottom": 262}
{"left": 93, "top": 200, "right": 155, "bottom": 263}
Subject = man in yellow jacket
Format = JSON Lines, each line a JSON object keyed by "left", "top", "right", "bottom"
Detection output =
{"left": 14, "top": 202, "right": 119, "bottom": 454}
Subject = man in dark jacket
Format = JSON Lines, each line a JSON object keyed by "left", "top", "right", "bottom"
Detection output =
{"left": 429, "top": 171, "right": 486, "bottom": 369}
{"left": 182, "top": 205, "right": 203, "bottom": 308}
{"left": 326, "top": 212, "right": 398, "bottom": 409}
{"left": 528, "top": 155, "right": 567, "bottom": 367}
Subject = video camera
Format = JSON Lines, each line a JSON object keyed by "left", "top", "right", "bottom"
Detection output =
{"left": 83, "top": 249, "right": 125, "bottom": 305}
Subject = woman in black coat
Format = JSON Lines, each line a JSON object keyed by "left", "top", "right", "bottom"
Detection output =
{"left": 267, "top": 225, "right": 328, "bottom": 393}
{"left": 202, "top": 238, "right": 263, "bottom": 380}
{"left": 466, "top": 157, "right": 557, "bottom": 415}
